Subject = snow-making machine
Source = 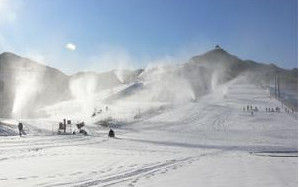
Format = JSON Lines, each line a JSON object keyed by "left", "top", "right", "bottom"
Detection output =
{"left": 73, "top": 121, "right": 88, "bottom": 135}
{"left": 57, "top": 119, "right": 88, "bottom": 135}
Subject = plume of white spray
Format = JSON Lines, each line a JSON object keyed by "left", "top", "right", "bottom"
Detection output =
{"left": 211, "top": 71, "right": 219, "bottom": 91}
{"left": 69, "top": 73, "right": 98, "bottom": 116}
{"left": 128, "top": 64, "right": 195, "bottom": 103}
{"left": 12, "top": 64, "right": 44, "bottom": 118}
{"left": 114, "top": 69, "right": 126, "bottom": 84}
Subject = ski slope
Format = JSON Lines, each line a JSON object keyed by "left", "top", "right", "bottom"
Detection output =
{"left": 0, "top": 77, "right": 297, "bottom": 187}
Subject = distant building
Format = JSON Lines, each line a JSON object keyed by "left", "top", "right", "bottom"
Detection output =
{"left": 215, "top": 45, "right": 221, "bottom": 49}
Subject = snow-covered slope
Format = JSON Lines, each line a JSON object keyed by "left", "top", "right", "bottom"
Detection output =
{"left": 0, "top": 76, "right": 297, "bottom": 186}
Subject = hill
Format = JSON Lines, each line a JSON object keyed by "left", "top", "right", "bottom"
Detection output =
{"left": 0, "top": 47, "right": 297, "bottom": 117}
{"left": 188, "top": 47, "right": 297, "bottom": 90}
{"left": 0, "top": 52, "right": 70, "bottom": 117}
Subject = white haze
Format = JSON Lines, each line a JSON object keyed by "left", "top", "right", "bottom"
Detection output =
{"left": 87, "top": 46, "right": 134, "bottom": 73}
{"left": 132, "top": 64, "right": 195, "bottom": 103}
{"left": 69, "top": 73, "right": 98, "bottom": 116}
{"left": 9, "top": 45, "right": 244, "bottom": 121}
{"left": 113, "top": 69, "right": 127, "bottom": 83}
{"left": 12, "top": 63, "right": 45, "bottom": 119}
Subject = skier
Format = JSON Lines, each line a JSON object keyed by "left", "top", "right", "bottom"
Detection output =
{"left": 108, "top": 128, "right": 115, "bottom": 138}
{"left": 18, "top": 122, "right": 23, "bottom": 137}
{"left": 247, "top": 105, "right": 249, "bottom": 111}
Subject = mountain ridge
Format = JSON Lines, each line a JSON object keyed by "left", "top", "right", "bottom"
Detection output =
{"left": 0, "top": 48, "right": 297, "bottom": 117}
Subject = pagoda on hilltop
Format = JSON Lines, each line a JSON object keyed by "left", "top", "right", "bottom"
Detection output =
{"left": 215, "top": 45, "right": 221, "bottom": 49}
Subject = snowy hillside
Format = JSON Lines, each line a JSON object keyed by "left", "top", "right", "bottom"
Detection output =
{"left": 0, "top": 75, "right": 297, "bottom": 186}
{"left": 0, "top": 48, "right": 297, "bottom": 118}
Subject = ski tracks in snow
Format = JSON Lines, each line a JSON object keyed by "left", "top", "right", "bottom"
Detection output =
{"left": 48, "top": 150, "right": 226, "bottom": 187}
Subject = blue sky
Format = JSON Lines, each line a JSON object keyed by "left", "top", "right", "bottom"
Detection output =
{"left": 0, "top": 0, "right": 297, "bottom": 74}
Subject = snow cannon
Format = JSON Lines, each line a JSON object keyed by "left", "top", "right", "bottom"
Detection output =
{"left": 57, "top": 122, "right": 66, "bottom": 134}
{"left": 57, "top": 119, "right": 73, "bottom": 135}
{"left": 74, "top": 122, "right": 88, "bottom": 135}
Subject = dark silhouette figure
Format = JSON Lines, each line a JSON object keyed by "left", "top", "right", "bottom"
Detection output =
{"left": 76, "top": 122, "right": 87, "bottom": 135}
{"left": 18, "top": 122, "right": 23, "bottom": 137}
{"left": 63, "top": 119, "right": 66, "bottom": 133}
{"left": 108, "top": 129, "right": 115, "bottom": 138}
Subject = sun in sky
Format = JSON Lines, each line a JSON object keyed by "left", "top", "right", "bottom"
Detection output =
{"left": 65, "top": 43, "right": 76, "bottom": 51}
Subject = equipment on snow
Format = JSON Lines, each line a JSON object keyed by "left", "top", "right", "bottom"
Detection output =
{"left": 108, "top": 129, "right": 115, "bottom": 138}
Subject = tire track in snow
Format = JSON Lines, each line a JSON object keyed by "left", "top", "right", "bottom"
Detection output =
{"left": 47, "top": 150, "right": 226, "bottom": 187}
{"left": 0, "top": 136, "right": 109, "bottom": 162}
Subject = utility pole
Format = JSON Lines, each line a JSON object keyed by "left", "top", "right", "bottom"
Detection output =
{"left": 274, "top": 72, "right": 277, "bottom": 98}
{"left": 277, "top": 72, "right": 280, "bottom": 99}
{"left": 63, "top": 118, "right": 66, "bottom": 133}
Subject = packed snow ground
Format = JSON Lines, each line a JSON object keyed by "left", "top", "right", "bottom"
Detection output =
{"left": 0, "top": 78, "right": 297, "bottom": 187}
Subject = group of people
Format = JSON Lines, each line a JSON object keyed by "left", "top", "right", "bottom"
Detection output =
{"left": 266, "top": 107, "right": 280, "bottom": 113}
{"left": 266, "top": 106, "right": 296, "bottom": 114}
{"left": 244, "top": 105, "right": 295, "bottom": 114}
{"left": 284, "top": 107, "right": 295, "bottom": 114}
{"left": 242, "top": 105, "right": 259, "bottom": 115}
{"left": 243, "top": 105, "right": 259, "bottom": 112}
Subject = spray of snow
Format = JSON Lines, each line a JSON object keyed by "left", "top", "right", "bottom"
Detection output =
{"left": 69, "top": 73, "right": 98, "bottom": 116}
{"left": 12, "top": 63, "right": 44, "bottom": 119}
{"left": 135, "top": 64, "right": 195, "bottom": 103}
{"left": 114, "top": 69, "right": 126, "bottom": 84}
{"left": 35, "top": 48, "right": 250, "bottom": 121}
{"left": 211, "top": 71, "right": 219, "bottom": 91}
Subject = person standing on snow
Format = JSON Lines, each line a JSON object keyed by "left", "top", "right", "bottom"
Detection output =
{"left": 18, "top": 122, "right": 23, "bottom": 137}
{"left": 108, "top": 128, "right": 115, "bottom": 138}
